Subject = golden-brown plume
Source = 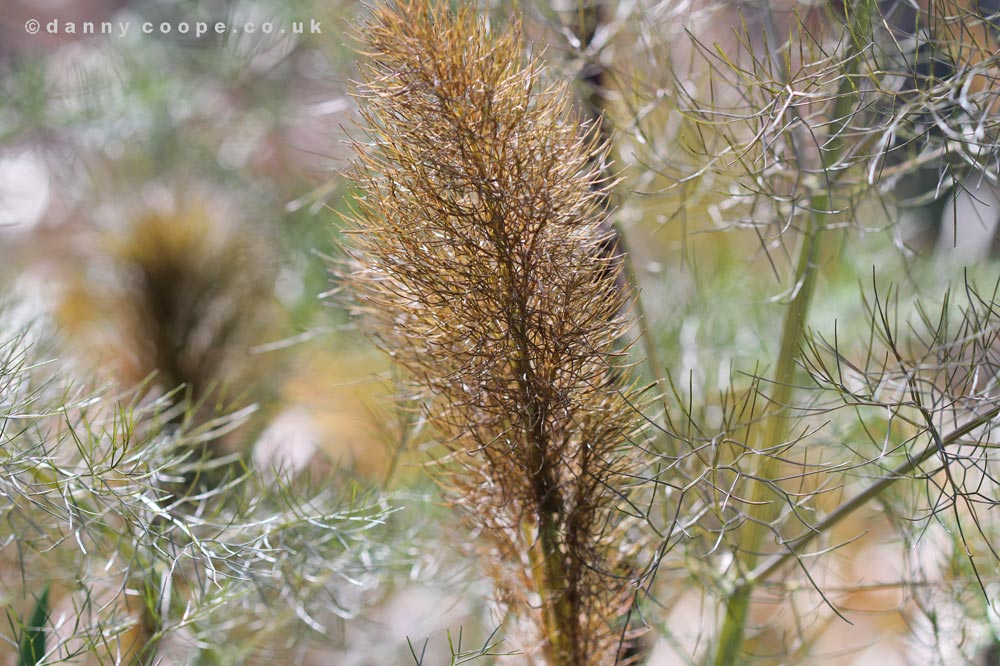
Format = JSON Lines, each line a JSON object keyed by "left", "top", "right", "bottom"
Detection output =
{"left": 342, "top": 1, "right": 648, "bottom": 662}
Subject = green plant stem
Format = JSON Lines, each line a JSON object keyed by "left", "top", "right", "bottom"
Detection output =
{"left": 713, "top": 201, "right": 822, "bottom": 666}
{"left": 530, "top": 511, "right": 576, "bottom": 664}
{"left": 749, "top": 401, "right": 1000, "bottom": 584}
{"left": 712, "top": 3, "right": 874, "bottom": 663}
{"left": 19, "top": 583, "right": 50, "bottom": 666}
{"left": 504, "top": 251, "right": 578, "bottom": 665}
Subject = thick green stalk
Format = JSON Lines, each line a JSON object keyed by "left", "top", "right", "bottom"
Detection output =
{"left": 712, "top": 3, "right": 873, "bottom": 663}
{"left": 501, "top": 239, "right": 579, "bottom": 664}
{"left": 713, "top": 201, "right": 822, "bottom": 666}
{"left": 529, "top": 510, "right": 577, "bottom": 664}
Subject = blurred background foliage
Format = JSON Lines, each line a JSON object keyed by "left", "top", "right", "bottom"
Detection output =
{"left": 0, "top": 0, "right": 433, "bottom": 663}
{"left": 4, "top": 0, "right": 1000, "bottom": 664}
{"left": 0, "top": 0, "right": 391, "bottom": 475}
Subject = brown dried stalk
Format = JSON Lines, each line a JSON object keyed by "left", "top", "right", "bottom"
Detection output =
{"left": 343, "top": 1, "right": 647, "bottom": 663}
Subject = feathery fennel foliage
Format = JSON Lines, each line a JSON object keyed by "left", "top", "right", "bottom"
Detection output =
{"left": 0, "top": 319, "right": 391, "bottom": 664}
{"left": 342, "top": 1, "right": 650, "bottom": 662}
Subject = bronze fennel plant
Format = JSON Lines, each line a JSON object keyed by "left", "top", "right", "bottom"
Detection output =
{"left": 342, "top": 1, "right": 649, "bottom": 662}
